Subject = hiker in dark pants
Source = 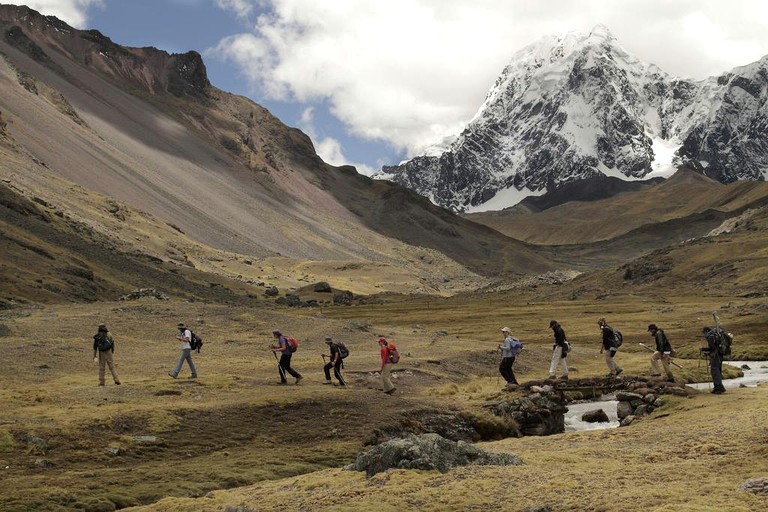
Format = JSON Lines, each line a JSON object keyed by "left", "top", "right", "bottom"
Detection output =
{"left": 93, "top": 323, "right": 120, "bottom": 386}
{"left": 498, "top": 327, "right": 519, "bottom": 389}
{"left": 170, "top": 322, "right": 197, "bottom": 379}
{"left": 322, "top": 336, "right": 346, "bottom": 386}
{"left": 598, "top": 317, "right": 623, "bottom": 377}
{"left": 272, "top": 329, "right": 302, "bottom": 385}
{"left": 702, "top": 327, "right": 726, "bottom": 394}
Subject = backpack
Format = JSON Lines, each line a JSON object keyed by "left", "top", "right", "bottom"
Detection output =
{"left": 95, "top": 332, "right": 113, "bottom": 352}
{"left": 561, "top": 340, "right": 571, "bottom": 354}
{"left": 190, "top": 332, "right": 203, "bottom": 353}
{"left": 387, "top": 343, "right": 400, "bottom": 364}
{"left": 285, "top": 336, "right": 298, "bottom": 353}
{"left": 613, "top": 329, "right": 623, "bottom": 349}
{"left": 510, "top": 338, "right": 524, "bottom": 356}
{"left": 714, "top": 328, "right": 733, "bottom": 357}
{"left": 336, "top": 342, "right": 350, "bottom": 359}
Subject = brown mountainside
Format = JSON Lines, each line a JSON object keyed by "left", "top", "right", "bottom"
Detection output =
{"left": 0, "top": 5, "right": 555, "bottom": 304}
{"left": 468, "top": 169, "right": 768, "bottom": 246}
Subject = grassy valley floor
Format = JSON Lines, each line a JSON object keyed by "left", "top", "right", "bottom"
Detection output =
{"left": 0, "top": 293, "right": 766, "bottom": 511}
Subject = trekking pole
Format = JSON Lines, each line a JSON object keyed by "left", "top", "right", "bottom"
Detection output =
{"left": 272, "top": 348, "right": 286, "bottom": 381}
{"left": 638, "top": 343, "right": 684, "bottom": 369}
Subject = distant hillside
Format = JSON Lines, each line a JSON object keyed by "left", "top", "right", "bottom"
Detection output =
{"left": 468, "top": 169, "right": 768, "bottom": 246}
{"left": 0, "top": 5, "right": 557, "bottom": 305}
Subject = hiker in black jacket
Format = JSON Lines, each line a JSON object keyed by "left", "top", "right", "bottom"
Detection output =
{"left": 93, "top": 323, "right": 120, "bottom": 386}
{"left": 322, "top": 336, "right": 346, "bottom": 386}
{"left": 598, "top": 317, "right": 623, "bottom": 377}
{"left": 548, "top": 320, "right": 569, "bottom": 380}
{"left": 701, "top": 327, "right": 726, "bottom": 394}
{"left": 648, "top": 324, "right": 674, "bottom": 381}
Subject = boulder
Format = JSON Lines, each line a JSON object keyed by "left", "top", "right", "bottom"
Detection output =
{"left": 581, "top": 409, "right": 610, "bottom": 423}
{"left": 347, "top": 433, "right": 521, "bottom": 477}
{"left": 620, "top": 415, "right": 636, "bottom": 427}
{"left": 313, "top": 282, "right": 332, "bottom": 293}
{"left": 616, "top": 392, "right": 643, "bottom": 401}
{"left": 617, "top": 401, "right": 634, "bottom": 420}
{"left": 634, "top": 404, "right": 650, "bottom": 416}
{"left": 740, "top": 477, "right": 768, "bottom": 494}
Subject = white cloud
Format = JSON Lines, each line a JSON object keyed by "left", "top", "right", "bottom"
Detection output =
{"left": 215, "top": 0, "right": 253, "bottom": 19}
{"left": 297, "top": 107, "right": 375, "bottom": 176}
{"left": 211, "top": 1, "right": 768, "bottom": 159}
{"left": 4, "top": 0, "right": 103, "bottom": 28}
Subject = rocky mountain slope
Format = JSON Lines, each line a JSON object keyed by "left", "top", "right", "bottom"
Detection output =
{"left": 376, "top": 25, "right": 768, "bottom": 212}
{"left": 0, "top": 5, "right": 556, "bottom": 303}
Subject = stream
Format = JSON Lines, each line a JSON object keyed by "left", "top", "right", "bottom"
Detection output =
{"left": 565, "top": 361, "right": 768, "bottom": 432}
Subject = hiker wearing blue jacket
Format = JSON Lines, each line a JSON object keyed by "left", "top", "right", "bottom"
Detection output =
{"left": 499, "top": 327, "right": 522, "bottom": 389}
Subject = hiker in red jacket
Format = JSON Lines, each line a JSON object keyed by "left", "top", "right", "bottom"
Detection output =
{"left": 378, "top": 337, "right": 396, "bottom": 395}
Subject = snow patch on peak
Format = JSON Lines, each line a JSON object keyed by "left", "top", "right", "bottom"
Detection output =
{"left": 464, "top": 185, "right": 544, "bottom": 213}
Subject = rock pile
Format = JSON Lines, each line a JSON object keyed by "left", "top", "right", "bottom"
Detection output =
{"left": 483, "top": 393, "right": 567, "bottom": 436}
{"left": 740, "top": 477, "right": 768, "bottom": 494}
{"left": 347, "top": 433, "right": 521, "bottom": 477}
{"left": 119, "top": 288, "right": 169, "bottom": 301}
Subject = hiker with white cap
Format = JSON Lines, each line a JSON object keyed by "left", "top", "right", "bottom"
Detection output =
{"left": 498, "top": 327, "right": 523, "bottom": 389}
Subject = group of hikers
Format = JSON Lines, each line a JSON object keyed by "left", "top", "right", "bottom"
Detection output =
{"left": 91, "top": 323, "right": 400, "bottom": 394}
{"left": 497, "top": 317, "right": 732, "bottom": 394}
{"left": 91, "top": 315, "right": 732, "bottom": 394}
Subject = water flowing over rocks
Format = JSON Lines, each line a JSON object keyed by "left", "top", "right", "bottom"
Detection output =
{"left": 486, "top": 375, "right": 694, "bottom": 435}
{"left": 346, "top": 433, "right": 522, "bottom": 477}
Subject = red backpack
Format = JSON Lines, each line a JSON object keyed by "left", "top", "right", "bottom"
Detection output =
{"left": 284, "top": 336, "right": 299, "bottom": 353}
{"left": 387, "top": 343, "right": 400, "bottom": 364}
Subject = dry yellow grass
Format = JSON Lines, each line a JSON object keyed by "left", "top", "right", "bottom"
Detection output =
{"left": 1, "top": 292, "right": 766, "bottom": 511}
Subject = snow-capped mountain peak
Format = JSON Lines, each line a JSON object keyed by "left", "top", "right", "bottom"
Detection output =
{"left": 375, "top": 27, "right": 768, "bottom": 212}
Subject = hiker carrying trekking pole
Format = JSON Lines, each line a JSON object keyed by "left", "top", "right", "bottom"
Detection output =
{"left": 322, "top": 336, "right": 346, "bottom": 387}
{"left": 271, "top": 329, "right": 303, "bottom": 385}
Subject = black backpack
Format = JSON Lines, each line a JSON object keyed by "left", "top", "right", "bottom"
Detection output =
{"left": 714, "top": 328, "right": 732, "bottom": 358}
{"left": 94, "top": 332, "right": 113, "bottom": 352}
{"left": 613, "top": 329, "right": 623, "bottom": 349}
{"left": 336, "top": 342, "right": 350, "bottom": 359}
{"left": 190, "top": 332, "right": 203, "bottom": 353}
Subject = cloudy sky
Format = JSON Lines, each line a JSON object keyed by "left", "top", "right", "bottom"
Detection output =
{"left": 11, "top": 0, "right": 768, "bottom": 175}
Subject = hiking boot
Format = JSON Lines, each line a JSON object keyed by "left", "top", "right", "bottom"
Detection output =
{"left": 711, "top": 388, "right": 726, "bottom": 394}
{"left": 168, "top": 372, "right": 178, "bottom": 379}
{"left": 187, "top": 375, "right": 197, "bottom": 379}
{"left": 279, "top": 381, "right": 288, "bottom": 385}
{"left": 615, "top": 368, "right": 623, "bottom": 376}
{"left": 384, "top": 388, "right": 397, "bottom": 395}
{"left": 295, "top": 376, "right": 303, "bottom": 384}
{"left": 115, "top": 381, "right": 122, "bottom": 385}
{"left": 323, "top": 380, "right": 333, "bottom": 385}
{"left": 98, "top": 383, "right": 105, "bottom": 387}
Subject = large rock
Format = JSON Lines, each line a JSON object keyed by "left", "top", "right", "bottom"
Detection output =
{"left": 487, "top": 395, "right": 567, "bottom": 436}
{"left": 740, "top": 477, "right": 768, "bottom": 494}
{"left": 581, "top": 409, "right": 610, "bottom": 423}
{"left": 617, "top": 401, "right": 634, "bottom": 420}
{"left": 346, "top": 433, "right": 522, "bottom": 477}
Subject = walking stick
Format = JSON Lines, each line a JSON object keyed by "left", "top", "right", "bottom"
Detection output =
{"left": 272, "top": 348, "right": 286, "bottom": 381}
{"left": 638, "top": 343, "right": 684, "bottom": 369}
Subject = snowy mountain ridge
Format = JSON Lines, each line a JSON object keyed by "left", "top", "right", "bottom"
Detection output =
{"left": 375, "top": 26, "right": 768, "bottom": 212}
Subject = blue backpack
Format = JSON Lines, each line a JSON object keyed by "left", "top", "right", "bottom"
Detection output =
{"left": 510, "top": 338, "right": 524, "bottom": 356}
